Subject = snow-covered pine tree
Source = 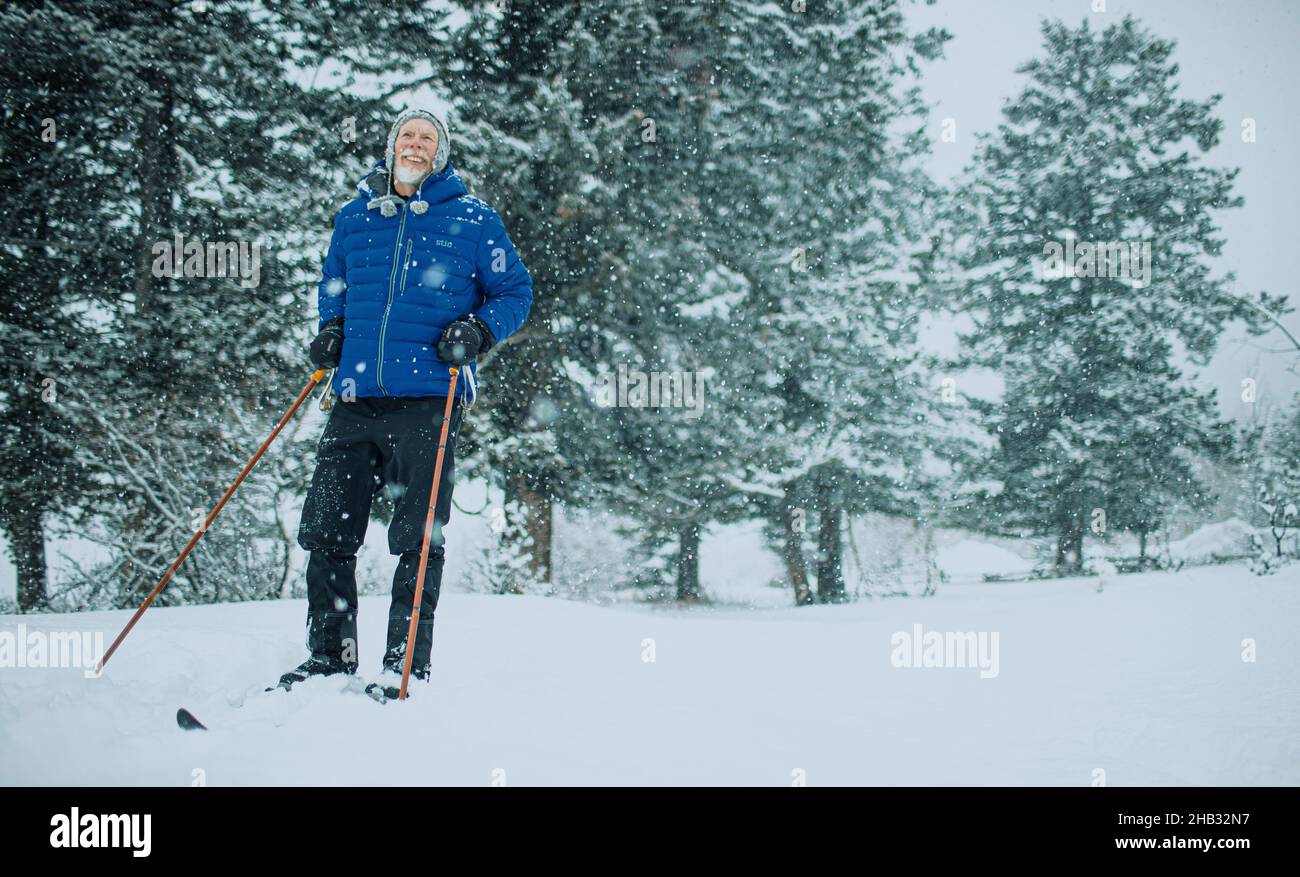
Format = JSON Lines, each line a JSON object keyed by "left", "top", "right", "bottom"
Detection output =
{"left": 580, "top": 0, "right": 762, "bottom": 602}
{"left": 952, "top": 16, "right": 1283, "bottom": 575}
{"left": 431, "top": 2, "right": 956, "bottom": 603}
{"left": 445, "top": 0, "right": 655, "bottom": 588}
{"left": 0, "top": 4, "right": 122, "bottom": 610}
{"left": 687, "top": 0, "right": 955, "bottom": 603}
{"left": 11, "top": 0, "right": 455, "bottom": 608}
{"left": 446, "top": 1, "right": 764, "bottom": 600}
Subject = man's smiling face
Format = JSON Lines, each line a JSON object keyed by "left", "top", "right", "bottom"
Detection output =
{"left": 393, "top": 117, "right": 439, "bottom": 185}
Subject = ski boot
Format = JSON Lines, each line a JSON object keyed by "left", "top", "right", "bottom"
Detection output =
{"left": 270, "top": 654, "right": 358, "bottom": 693}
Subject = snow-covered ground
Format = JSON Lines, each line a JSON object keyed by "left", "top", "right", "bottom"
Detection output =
{"left": 2, "top": 560, "right": 1295, "bottom": 786}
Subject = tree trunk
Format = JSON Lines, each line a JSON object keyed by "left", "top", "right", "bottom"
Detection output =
{"left": 815, "top": 488, "right": 845, "bottom": 603}
{"left": 133, "top": 72, "right": 175, "bottom": 319}
{"left": 781, "top": 498, "right": 813, "bottom": 606}
{"left": 676, "top": 521, "right": 702, "bottom": 602}
{"left": 1057, "top": 516, "right": 1085, "bottom": 576}
{"left": 119, "top": 67, "right": 177, "bottom": 601}
{"left": 920, "top": 522, "right": 939, "bottom": 597}
{"left": 6, "top": 509, "right": 48, "bottom": 612}
{"left": 512, "top": 474, "right": 552, "bottom": 583}
{"left": 1138, "top": 529, "right": 1148, "bottom": 559}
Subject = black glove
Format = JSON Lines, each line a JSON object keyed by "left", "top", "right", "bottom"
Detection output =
{"left": 437, "top": 315, "right": 495, "bottom": 366}
{"left": 309, "top": 317, "right": 345, "bottom": 369}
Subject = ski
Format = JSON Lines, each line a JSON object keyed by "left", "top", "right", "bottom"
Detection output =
{"left": 176, "top": 708, "right": 207, "bottom": 731}
{"left": 365, "top": 682, "right": 401, "bottom": 703}
{"left": 270, "top": 674, "right": 395, "bottom": 704}
{"left": 356, "top": 676, "right": 394, "bottom": 704}
{"left": 177, "top": 675, "right": 393, "bottom": 730}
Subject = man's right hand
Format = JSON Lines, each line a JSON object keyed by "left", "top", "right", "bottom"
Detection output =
{"left": 310, "top": 318, "right": 345, "bottom": 369}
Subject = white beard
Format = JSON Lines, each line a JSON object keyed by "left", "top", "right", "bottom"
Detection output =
{"left": 393, "top": 162, "right": 429, "bottom": 185}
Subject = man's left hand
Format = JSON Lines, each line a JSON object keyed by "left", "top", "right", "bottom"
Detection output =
{"left": 437, "top": 316, "right": 494, "bottom": 366}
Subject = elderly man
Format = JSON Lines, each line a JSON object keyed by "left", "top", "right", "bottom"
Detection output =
{"left": 282, "top": 107, "right": 532, "bottom": 696}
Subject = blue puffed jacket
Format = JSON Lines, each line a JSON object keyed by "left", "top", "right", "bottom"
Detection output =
{"left": 315, "top": 160, "right": 533, "bottom": 404}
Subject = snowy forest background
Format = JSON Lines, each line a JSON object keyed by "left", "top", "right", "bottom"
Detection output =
{"left": 2, "top": 0, "right": 1297, "bottom": 615}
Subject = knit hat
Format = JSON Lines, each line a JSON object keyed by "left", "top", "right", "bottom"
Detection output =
{"left": 365, "top": 107, "right": 452, "bottom": 217}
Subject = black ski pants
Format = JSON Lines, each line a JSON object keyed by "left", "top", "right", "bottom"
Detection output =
{"left": 296, "top": 395, "right": 463, "bottom": 676}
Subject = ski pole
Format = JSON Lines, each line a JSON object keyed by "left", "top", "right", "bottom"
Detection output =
{"left": 95, "top": 368, "right": 331, "bottom": 674}
{"left": 399, "top": 366, "right": 460, "bottom": 701}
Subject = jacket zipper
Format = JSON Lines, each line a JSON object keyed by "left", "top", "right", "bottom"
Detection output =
{"left": 376, "top": 210, "right": 410, "bottom": 396}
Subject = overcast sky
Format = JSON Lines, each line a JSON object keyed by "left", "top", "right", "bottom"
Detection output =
{"left": 908, "top": 0, "right": 1300, "bottom": 423}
